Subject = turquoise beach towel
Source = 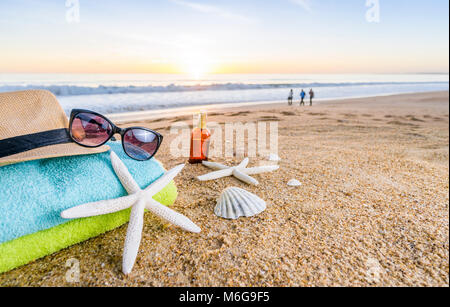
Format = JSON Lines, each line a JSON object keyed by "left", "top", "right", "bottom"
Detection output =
{"left": 0, "top": 142, "right": 178, "bottom": 273}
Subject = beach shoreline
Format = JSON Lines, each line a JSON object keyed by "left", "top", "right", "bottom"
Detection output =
{"left": 1, "top": 91, "right": 448, "bottom": 287}
{"left": 107, "top": 90, "right": 449, "bottom": 124}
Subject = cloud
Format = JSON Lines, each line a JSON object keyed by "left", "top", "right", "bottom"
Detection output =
{"left": 289, "top": 0, "right": 313, "bottom": 12}
{"left": 170, "top": 0, "right": 255, "bottom": 23}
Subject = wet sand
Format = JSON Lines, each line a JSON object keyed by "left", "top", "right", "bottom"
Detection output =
{"left": 1, "top": 91, "right": 448, "bottom": 287}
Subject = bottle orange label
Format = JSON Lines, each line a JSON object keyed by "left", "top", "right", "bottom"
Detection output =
{"left": 189, "top": 112, "right": 210, "bottom": 164}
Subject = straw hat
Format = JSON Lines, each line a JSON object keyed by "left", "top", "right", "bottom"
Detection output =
{"left": 0, "top": 90, "right": 109, "bottom": 166}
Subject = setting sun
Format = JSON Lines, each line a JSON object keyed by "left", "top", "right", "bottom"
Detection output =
{"left": 179, "top": 53, "right": 215, "bottom": 79}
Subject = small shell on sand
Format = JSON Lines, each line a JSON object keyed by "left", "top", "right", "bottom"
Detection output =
{"left": 287, "top": 179, "right": 302, "bottom": 187}
{"left": 267, "top": 153, "right": 281, "bottom": 161}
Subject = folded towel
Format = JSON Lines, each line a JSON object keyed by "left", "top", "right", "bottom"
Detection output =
{"left": 0, "top": 142, "right": 177, "bottom": 273}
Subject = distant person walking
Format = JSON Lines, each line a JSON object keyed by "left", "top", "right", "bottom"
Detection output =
{"left": 288, "top": 89, "right": 294, "bottom": 105}
{"left": 300, "top": 89, "right": 306, "bottom": 106}
{"left": 309, "top": 88, "right": 315, "bottom": 106}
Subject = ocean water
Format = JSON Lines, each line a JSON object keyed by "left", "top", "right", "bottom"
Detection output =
{"left": 0, "top": 73, "right": 448, "bottom": 115}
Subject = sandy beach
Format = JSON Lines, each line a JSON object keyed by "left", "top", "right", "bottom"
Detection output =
{"left": 0, "top": 91, "right": 448, "bottom": 287}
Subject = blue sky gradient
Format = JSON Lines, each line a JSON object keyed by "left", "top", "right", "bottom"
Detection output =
{"left": 0, "top": 0, "right": 448, "bottom": 73}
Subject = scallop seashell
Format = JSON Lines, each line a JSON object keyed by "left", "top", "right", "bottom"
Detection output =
{"left": 214, "top": 187, "right": 266, "bottom": 220}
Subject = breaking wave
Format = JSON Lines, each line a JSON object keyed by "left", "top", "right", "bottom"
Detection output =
{"left": 1, "top": 81, "right": 447, "bottom": 96}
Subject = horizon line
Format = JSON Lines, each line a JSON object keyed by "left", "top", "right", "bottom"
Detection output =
{"left": 0, "top": 72, "right": 449, "bottom": 75}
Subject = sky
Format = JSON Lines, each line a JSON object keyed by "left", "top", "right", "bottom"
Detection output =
{"left": 0, "top": 0, "right": 448, "bottom": 74}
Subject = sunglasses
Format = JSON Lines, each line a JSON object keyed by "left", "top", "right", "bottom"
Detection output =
{"left": 69, "top": 109, "right": 163, "bottom": 161}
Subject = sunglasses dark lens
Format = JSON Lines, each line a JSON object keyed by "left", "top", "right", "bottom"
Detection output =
{"left": 123, "top": 129, "right": 159, "bottom": 160}
{"left": 71, "top": 112, "right": 113, "bottom": 146}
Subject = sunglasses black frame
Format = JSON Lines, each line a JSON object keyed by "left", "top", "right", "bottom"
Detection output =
{"left": 69, "top": 109, "right": 163, "bottom": 161}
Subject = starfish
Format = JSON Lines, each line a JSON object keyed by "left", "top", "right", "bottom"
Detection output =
{"left": 197, "top": 158, "right": 279, "bottom": 186}
{"left": 61, "top": 152, "right": 201, "bottom": 275}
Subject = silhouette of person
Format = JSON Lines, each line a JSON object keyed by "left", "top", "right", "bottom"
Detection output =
{"left": 309, "top": 88, "right": 315, "bottom": 106}
{"left": 288, "top": 89, "right": 294, "bottom": 105}
{"left": 300, "top": 89, "right": 306, "bottom": 106}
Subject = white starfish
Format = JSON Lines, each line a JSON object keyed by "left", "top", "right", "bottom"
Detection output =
{"left": 197, "top": 158, "right": 279, "bottom": 186}
{"left": 61, "top": 152, "right": 201, "bottom": 275}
